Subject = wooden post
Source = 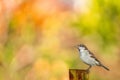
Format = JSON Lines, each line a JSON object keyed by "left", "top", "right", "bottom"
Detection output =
{"left": 69, "top": 69, "right": 89, "bottom": 80}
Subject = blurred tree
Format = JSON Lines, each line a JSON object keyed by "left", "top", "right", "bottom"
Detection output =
{"left": 71, "top": 0, "right": 120, "bottom": 49}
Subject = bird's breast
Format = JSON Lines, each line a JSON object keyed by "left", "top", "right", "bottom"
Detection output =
{"left": 80, "top": 51, "right": 98, "bottom": 66}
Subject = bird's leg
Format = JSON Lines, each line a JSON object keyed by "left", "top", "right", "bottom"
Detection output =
{"left": 87, "top": 65, "right": 92, "bottom": 72}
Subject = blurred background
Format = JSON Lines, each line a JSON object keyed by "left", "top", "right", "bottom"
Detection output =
{"left": 0, "top": 0, "right": 120, "bottom": 80}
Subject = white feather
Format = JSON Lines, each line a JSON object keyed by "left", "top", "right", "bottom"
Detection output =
{"left": 79, "top": 46, "right": 99, "bottom": 66}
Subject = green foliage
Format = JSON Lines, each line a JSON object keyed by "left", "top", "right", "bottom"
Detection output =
{"left": 71, "top": 0, "right": 120, "bottom": 49}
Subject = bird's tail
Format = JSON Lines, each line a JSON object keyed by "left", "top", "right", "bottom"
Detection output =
{"left": 101, "top": 64, "right": 110, "bottom": 71}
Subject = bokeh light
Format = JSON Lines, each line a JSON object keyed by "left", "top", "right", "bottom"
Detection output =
{"left": 0, "top": 0, "right": 120, "bottom": 80}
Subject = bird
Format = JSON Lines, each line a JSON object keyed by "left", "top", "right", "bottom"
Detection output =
{"left": 76, "top": 44, "right": 109, "bottom": 71}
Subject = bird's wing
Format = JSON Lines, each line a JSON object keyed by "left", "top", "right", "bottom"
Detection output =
{"left": 89, "top": 51, "right": 101, "bottom": 65}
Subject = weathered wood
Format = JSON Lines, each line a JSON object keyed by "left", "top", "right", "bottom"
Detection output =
{"left": 69, "top": 69, "right": 89, "bottom": 80}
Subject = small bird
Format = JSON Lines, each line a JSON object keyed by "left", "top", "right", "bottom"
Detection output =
{"left": 76, "top": 44, "right": 109, "bottom": 71}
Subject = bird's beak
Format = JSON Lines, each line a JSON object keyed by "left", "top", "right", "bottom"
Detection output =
{"left": 73, "top": 45, "right": 78, "bottom": 49}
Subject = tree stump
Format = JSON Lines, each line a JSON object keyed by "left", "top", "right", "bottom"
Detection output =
{"left": 69, "top": 69, "right": 89, "bottom": 80}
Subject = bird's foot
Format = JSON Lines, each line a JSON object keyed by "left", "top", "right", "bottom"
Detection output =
{"left": 86, "top": 68, "right": 90, "bottom": 73}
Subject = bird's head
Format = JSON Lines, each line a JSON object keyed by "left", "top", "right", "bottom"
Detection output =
{"left": 76, "top": 44, "right": 88, "bottom": 51}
